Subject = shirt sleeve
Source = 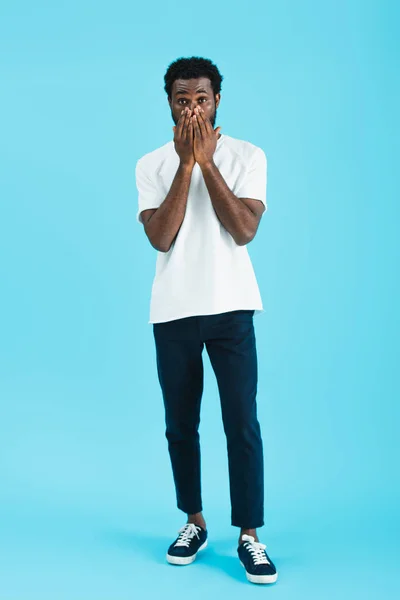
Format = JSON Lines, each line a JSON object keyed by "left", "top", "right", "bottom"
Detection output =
{"left": 235, "top": 147, "right": 267, "bottom": 209}
{"left": 135, "top": 159, "right": 164, "bottom": 224}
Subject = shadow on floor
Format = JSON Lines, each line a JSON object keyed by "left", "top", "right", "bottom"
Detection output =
{"left": 99, "top": 529, "right": 283, "bottom": 585}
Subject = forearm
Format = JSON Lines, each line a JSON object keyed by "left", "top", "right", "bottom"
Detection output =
{"left": 200, "top": 160, "right": 257, "bottom": 245}
{"left": 147, "top": 162, "right": 194, "bottom": 252}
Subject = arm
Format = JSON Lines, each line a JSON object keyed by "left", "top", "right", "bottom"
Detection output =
{"left": 190, "top": 107, "right": 266, "bottom": 246}
{"left": 140, "top": 161, "right": 194, "bottom": 252}
{"left": 137, "top": 107, "right": 197, "bottom": 252}
{"left": 199, "top": 160, "right": 265, "bottom": 246}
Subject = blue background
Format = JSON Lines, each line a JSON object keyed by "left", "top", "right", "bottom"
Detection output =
{"left": 1, "top": 1, "right": 399, "bottom": 598}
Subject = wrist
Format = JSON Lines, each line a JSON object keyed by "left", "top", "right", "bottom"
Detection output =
{"left": 179, "top": 160, "right": 195, "bottom": 171}
{"left": 198, "top": 159, "right": 215, "bottom": 171}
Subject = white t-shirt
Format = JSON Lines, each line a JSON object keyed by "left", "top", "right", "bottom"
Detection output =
{"left": 135, "top": 133, "right": 267, "bottom": 324}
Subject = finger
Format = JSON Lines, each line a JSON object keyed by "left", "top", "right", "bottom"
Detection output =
{"left": 189, "top": 120, "right": 194, "bottom": 143}
{"left": 174, "top": 113, "right": 185, "bottom": 136}
{"left": 175, "top": 111, "right": 183, "bottom": 136}
{"left": 177, "top": 108, "right": 189, "bottom": 136}
{"left": 184, "top": 108, "right": 193, "bottom": 137}
{"left": 191, "top": 114, "right": 198, "bottom": 138}
{"left": 192, "top": 113, "right": 202, "bottom": 139}
{"left": 197, "top": 108, "right": 212, "bottom": 135}
{"left": 194, "top": 110, "right": 206, "bottom": 138}
{"left": 185, "top": 114, "right": 193, "bottom": 141}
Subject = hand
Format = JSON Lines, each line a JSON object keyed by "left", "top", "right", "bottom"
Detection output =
{"left": 191, "top": 106, "right": 222, "bottom": 168}
{"left": 173, "top": 107, "right": 195, "bottom": 168}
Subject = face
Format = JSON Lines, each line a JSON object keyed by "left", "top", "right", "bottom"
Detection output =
{"left": 169, "top": 77, "right": 221, "bottom": 128}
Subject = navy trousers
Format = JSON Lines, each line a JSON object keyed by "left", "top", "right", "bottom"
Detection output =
{"left": 153, "top": 309, "right": 264, "bottom": 529}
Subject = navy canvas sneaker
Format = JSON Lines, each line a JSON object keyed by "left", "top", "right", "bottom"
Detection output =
{"left": 166, "top": 523, "right": 208, "bottom": 565}
{"left": 238, "top": 534, "right": 278, "bottom": 584}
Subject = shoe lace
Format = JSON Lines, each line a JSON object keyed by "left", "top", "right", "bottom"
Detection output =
{"left": 174, "top": 523, "right": 201, "bottom": 548}
{"left": 241, "top": 534, "right": 270, "bottom": 566}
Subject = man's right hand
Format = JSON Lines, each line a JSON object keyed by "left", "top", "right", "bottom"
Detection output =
{"left": 173, "top": 107, "right": 195, "bottom": 168}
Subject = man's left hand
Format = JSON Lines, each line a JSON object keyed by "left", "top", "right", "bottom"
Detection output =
{"left": 191, "top": 107, "right": 222, "bottom": 168}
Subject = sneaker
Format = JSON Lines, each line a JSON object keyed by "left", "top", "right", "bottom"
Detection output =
{"left": 238, "top": 534, "right": 278, "bottom": 584}
{"left": 166, "top": 523, "right": 208, "bottom": 565}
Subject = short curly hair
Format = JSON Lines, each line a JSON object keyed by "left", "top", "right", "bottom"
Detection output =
{"left": 164, "top": 56, "right": 223, "bottom": 100}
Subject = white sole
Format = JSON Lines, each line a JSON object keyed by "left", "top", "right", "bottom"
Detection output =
{"left": 240, "top": 560, "right": 278, "bottom": 584}
{"left": 166, "top": 539, "right": 208, "bottom": 565}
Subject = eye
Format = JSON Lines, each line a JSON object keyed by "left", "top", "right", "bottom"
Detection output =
{"left": 178, "top": 97, "right": 208, "bottom": 104}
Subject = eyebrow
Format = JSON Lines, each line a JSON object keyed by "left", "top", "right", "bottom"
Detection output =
{"left": 175, "top": 89, "right": 209, "bottom": 96}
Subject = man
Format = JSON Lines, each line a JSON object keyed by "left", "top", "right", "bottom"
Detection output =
{"left": 135, "top": 56, "right": 278, "bottom": 585}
